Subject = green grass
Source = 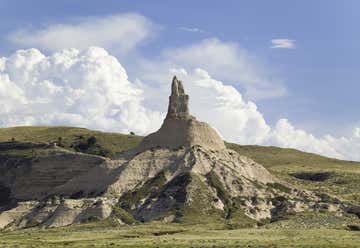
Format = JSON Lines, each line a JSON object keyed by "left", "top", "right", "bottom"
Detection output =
{"left": 226, "top": 143, "right": 360, "bottom": 205}
{"left": 0, "top": 126, "right": 142, "bottom": 157}
{"left": 226, "top": 143, "right": 360, "bottom": 172}
{"left": 0, "top": 221, "right": 360, "bottom": 247}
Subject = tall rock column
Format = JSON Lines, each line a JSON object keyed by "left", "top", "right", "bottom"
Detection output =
{"left": 136, "top": 76, "right": 226, "bottom": 151}
{"left": 166, "top": 76, "right": 190, "bottom": 119}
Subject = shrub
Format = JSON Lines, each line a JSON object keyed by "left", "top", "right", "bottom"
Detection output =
{"left": 112, "top": 207, "right": 136, "bottom": 224}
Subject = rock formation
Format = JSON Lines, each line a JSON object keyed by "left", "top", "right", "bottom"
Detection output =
{"left": 137, "top": 76, "right": 226, "bottom": 152}
{"left": 166, "top": 76, "right": 190, "bottom": 119}
{"left": 0, "top": 76, "right": 356, "bottom": 229}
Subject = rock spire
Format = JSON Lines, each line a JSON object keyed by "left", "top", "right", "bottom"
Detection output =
{"left": 166, "top": 76, "right": 190, "bottom": 119}
{"left": 136, "top": 76, "right": 226, "bottom": 151}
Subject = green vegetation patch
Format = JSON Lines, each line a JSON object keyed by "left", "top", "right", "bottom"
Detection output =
{"left": 119, "top": 170, "right": 168, "bottom": 211}
{"left": 225, "top": 197, "right": 257, "bottom": 229}
{"left": 173, "top": 172, "right": 224, "bottom": 226}
{"left": 205, "top": 171, "right": 256, "bottom": 228}
{"left": 112, "top": 207, "right": 136, "bottom": 225}
{"left": 226, "top": 143, "right": 359, "bottom": 171}
{"left": 263, "top": 210, "right": 360, "bottom": 230}
{"left": 266, "top": 182, "right": 292, "bottom": 194}
{"left": 205, "top": 171, "right": 231, "bottom": 206}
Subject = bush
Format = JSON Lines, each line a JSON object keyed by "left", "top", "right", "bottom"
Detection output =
{"left": 267, "top": 182, "right": 292, "bottom": 193}
{"left": 72, "top": 136, "right": 111, "bottom": 157}
{"left": 112, "top": 207, "right": 136, "bottom": 224}
{"left": 347, "top": 224, "right": 360, "bottom": 231}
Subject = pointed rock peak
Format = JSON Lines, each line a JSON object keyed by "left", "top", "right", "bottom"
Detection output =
{"left": 171, "top": 76, "right": 185, "bottom": 95}
{"left": 166, "top": 76, "right": 190, "bottom": 119}
{"left": 136, "top": 76, "right": 226, "bottom": 152}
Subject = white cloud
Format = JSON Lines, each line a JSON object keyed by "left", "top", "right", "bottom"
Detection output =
{"left": 271, "top": 39, "right": 296, "bottom": 49}
{"left": 266, "top": 119, "right": 343, "bottom": 159}
{"left": 179, "top": 27, "right": 207, "bottom": 34}
{"left": 0, "top": 47, "right": 163, "bottom": 134}
{"left": 266, "top": 119, "right": 360, "bottom": 161}
{"left": 7, "top": 13, "right": 157, "bottom": 54}
{"left": 138, "top": 38, "right": 287, "bottom": 100}
{"left": 353, "top": 127, "right": 360, "bottom": 138}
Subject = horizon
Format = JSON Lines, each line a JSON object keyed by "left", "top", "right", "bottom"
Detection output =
{"left": 0, "top": 0, "right": 359, "bottom": 160}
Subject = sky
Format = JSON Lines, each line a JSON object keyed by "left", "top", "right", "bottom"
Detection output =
{"left": 0, "top": 0, "right": 360, "bottom": 160}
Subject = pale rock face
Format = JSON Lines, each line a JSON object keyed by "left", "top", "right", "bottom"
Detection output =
{"left": 0, "top": 202, "right": 37, "bottom": 229}
{"left": 166, "top": 76, "right": 190, "bottom": 119}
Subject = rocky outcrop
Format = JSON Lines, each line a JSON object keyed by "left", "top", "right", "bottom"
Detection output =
{"left": 0, "top": 76, "right": 356, "bottom": 229}
{"left": 0, "top": 151, "right": 106, "bottom": 201}
{"left": 0, "top": 198, "right": 115, "bottom": 230}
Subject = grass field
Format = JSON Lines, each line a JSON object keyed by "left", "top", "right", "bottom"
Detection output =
{"left": 1, "top": 126, "right": 360, "bottom": 247}
{"left": 0, "top": 220, "right": 360, "bottom": 248}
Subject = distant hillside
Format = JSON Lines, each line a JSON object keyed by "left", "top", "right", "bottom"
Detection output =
{"left": 1, "top": 126, "right": 360, "bottom": 204}
{"left": 0, "top": 126, "right": 142, "bottom": 157}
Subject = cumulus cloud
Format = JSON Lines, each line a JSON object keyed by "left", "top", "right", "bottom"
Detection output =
{"left": 7, "top": 13, "right": 157, "bottom": 54}
{"left": 266, "top": 119, "right": 360, "bottom": 161}
{"left": 266, "top": 119, "right": 343, "bottom": 158}
{"left": 353, "top": 127, "right": 360, "bottom": 138}
{"left": 323, "top": 131, "right": 360, "bottom": 161}
{"left": 0, "top": 47, "right": 163, "bottom": 134}
{"left": 270, "top": 39, "right": 296, "bottom": 49}
{"left": 138, "top": 38, "right": 287, "bottom": 100}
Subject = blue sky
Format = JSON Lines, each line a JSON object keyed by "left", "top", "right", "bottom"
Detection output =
{"left": 1, "top": 0, "right": 360, "bottom": 160}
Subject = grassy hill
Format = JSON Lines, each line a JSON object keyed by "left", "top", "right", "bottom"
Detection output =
{"left": 1, "top": 126, "right": 360, "bottom": 247}
{"left": 1, "top": 126, "right": 360, "bottom": 204}
{"left": 0, "top": 126, "right": 142, "bottom": 155}
{"left": 227, "top": 143, "right": 360, "bottom": 204}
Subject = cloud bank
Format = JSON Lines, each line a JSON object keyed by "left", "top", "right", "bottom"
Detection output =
{"left": 0, "top": 47, "right": 163, "bottom": 134}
